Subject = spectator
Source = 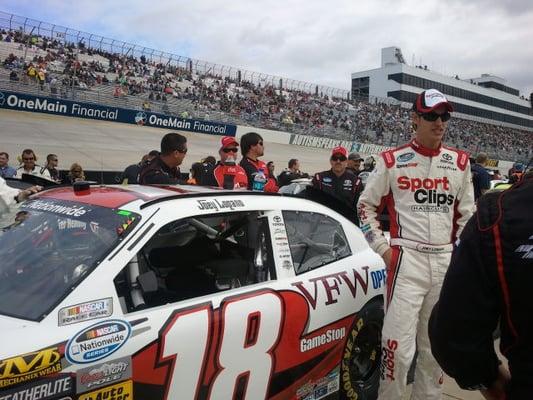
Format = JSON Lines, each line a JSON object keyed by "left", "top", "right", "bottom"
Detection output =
{"left": 277, "top": 158, "right": 308, "bottom": 187}
{"left": 121, "top": 150, "right": 159, "bottom": 184}
{"left": 267, "top": 161, "right": 278, "bottom": 186}
{"left": 0, "top": 152, "right": 16, "bottom": 179}
{"left": 471, "top": 152, "right": 491, "bottom": 200}
{"left": 186, "top": 162, "right": 204, "bottom": 185}
{"left": 9, "top": 70, "right": 18, "bottom": 81}
{"left": 139, "top": 132, "right": 187, "bottom": 184}
{"left": 45, "top": 154, "right": 61, "bottom": 183}
{"left": 16, "top": 149, "right": 51, "bottom": 180}
{"left": 65, "top": 163, "right": 86, "bottom": 184}
{"left": 312, "top": 146, "right": 362, "bottom": 224}
{"left": 347, "top": 152, "right": 364, "bottom": 176}
{"left": 239, "top": 132, "right": 278, "bottom": 192}
{"left": 199, "top": 136, "right": 248, "bottom": 189}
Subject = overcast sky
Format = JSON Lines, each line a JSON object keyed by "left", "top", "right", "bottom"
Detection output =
{"left": 2, "top": 0, "right": 532, "bottom": 96}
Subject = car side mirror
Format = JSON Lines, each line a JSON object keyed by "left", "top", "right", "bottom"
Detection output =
{"left": 137, "top": 270, "right": 158, "bottom": 293}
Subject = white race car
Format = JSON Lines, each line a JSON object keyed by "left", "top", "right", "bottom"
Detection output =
{"left": 0, "top": 183, "right": 386, "bottom": 400}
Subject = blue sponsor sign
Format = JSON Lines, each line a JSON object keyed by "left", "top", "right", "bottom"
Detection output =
{"left": 371, "top": 269, "right": 387, "bottom": 289}
{"left": 0, "top": 90, "right": 236, "bottom": 136}
{"left": 397, "top": 152, "right": 415, "bottom": 162}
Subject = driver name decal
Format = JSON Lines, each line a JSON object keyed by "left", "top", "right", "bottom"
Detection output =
{"left": 196, "top": 199, "right": 244, "bottom": 211}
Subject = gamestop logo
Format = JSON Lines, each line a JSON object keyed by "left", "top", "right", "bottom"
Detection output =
{"left": 397, "top": 176, "right": 454, "bottom": 212}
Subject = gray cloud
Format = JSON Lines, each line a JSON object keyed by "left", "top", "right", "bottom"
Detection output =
{"left": 3, "top": 0, "right": 532, "bottom": 95}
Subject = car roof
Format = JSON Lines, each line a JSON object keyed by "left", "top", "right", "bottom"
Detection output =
{"left": 35, "top": 184, "right": 278, "bottom": 209}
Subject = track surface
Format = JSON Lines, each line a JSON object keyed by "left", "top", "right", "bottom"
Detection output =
{"left": 0, "top": 109, "right": 332, "bottom": 174}
{"left": 0, "top": 108, "right": 486, "bottom": 400}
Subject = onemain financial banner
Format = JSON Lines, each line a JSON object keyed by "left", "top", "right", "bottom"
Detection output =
{"left": 0, "top": 90, "right": 236, "bottom": 136}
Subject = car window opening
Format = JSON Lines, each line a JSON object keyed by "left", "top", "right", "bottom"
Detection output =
{"left": 115, "top": 211, "right": 275, "bottom": 313}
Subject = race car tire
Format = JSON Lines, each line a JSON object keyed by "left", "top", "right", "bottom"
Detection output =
{"left": 339, "top": 297, "right": 383, "bottom": 400}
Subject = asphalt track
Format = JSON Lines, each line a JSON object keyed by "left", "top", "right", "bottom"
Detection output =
{"left": 0, "top": 108, "right": 487, "bottom": 400}
{"left": 0, "top": 109, "right": 333, "bottom": 175}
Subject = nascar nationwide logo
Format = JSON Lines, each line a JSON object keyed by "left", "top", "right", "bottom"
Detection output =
{"left": 67, "top": 320, "right": 131, "bottom": 364}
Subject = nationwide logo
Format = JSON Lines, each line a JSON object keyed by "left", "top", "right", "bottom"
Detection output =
{"left": 397, "top": 152, "right": 415, "bottom": 162}
{"left": 134, "top": 112, "right": 147, "bottom": 125}
{"left": 66, "top": 320, "right": 131, "bottom": 364}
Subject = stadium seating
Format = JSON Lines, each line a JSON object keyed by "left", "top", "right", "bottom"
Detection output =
{"left": 0, "top": 28, "right": 531, "bottom": 162}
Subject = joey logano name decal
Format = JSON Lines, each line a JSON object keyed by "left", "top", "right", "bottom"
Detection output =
{"left": 196, "top": 199, "right": 245, "bottom": 212}
{"left": 0, "top": 375, "right": 73, "bottom": 400}
{"left": 397, "top": 176, "right": 454, "bottom": 212}
{"left": 76, "top": 356, "right": 132, "bottom": 393}
{"left": 0, "top": 347, "right": 62, "bottom": 388}
{"left": 66, "top": 320, "right": 131, "bottom": 364}
{"left": 78, "top": 379, "right": 132, "bottom": 400}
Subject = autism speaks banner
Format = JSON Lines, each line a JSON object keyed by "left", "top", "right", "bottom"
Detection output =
{"left": 0, "top": 90, "right": 236, "bottom": 136}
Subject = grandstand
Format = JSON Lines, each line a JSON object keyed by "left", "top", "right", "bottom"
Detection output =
{"left": 0, "top": 11, "right": 531, "bottom": 162}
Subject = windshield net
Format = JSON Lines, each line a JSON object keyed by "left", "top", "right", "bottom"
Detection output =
{"left": 0, "top": 198, "right": 139, "bottom": 321}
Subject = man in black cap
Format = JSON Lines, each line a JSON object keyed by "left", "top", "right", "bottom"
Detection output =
{"left": 347, "top": 152, "right": 364, "bottom": 176}
{"left": 139, "top": 133, "right": 187, "bottom": 184}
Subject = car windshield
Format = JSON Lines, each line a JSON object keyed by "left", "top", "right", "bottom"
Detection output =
{"left": 0, "top": 198, "right": 140, "bottom": 321}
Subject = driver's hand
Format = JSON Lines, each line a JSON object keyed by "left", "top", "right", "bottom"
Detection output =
{"left": 382, "top": 248, "right": 393, "bottom": 268}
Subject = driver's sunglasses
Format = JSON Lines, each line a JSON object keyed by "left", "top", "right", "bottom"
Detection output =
{"left": 331, "top": 155, "right": 347, "bottom": 162}
{"left": 419, "top": 111, "right": 451, "bottom": 122}
{"left": 222, "top": 148, "right": 238, "bottom": 153}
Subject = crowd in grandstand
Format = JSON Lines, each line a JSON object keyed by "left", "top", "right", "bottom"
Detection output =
{"left": 0, "top": 27, "right": 532, "bottom": 162}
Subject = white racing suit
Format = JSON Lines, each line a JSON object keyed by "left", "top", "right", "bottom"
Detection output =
{"left": 357, "top": 139, "right": 475, "bottom": 399}
{"left": 0, "top": 176, "right": 19, "bottom": 213}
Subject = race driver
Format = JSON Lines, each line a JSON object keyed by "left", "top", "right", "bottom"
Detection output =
{"left": 429, "top": 171, "right": 533, "bottom": 400}
{"left": 357, "top": 88, "right": 475, "bottom": 399}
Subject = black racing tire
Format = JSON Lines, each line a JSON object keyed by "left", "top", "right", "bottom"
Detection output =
{"left": 339, "top": 297, "right": 384, "bottom": 400}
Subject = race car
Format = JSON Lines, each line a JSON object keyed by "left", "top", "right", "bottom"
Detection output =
{"left": 0, "top": 183, "right": 386, "bottom": 400}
